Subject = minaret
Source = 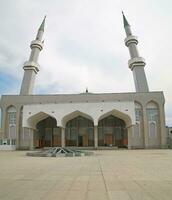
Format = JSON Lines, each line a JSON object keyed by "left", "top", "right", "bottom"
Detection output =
{"left": 122, "top": 12, "right": 149, "bottom": 92}
{"left": 20, "top": 16, "right": 46, "bottom": 95}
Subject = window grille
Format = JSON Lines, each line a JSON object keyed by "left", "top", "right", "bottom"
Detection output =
{"left": 149, "top": 121, "right": 156, "bottom": 138}
{"left": 146, "top": 107, "right": 158, "bottom": 138}
{"left": 8, "top": 112, "right": 16, "bottom": 126}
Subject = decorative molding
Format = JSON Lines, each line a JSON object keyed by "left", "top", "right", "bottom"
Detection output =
{"left": 30, "top": 40, "right": 43, "bottom": 51}
{"left": 125, "top": 35, "right": 138, "bottom": 46}
{"left": 128, "top": 57, "right": 146, "bottom": 70}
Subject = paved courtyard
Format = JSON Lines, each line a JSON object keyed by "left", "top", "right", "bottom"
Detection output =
{"left": 0, "top": 150, "right": 172, "bottom": 200}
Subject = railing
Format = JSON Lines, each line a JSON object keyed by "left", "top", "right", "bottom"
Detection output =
{"left": 0, "top": 139, "right": 16, "bottom": 150}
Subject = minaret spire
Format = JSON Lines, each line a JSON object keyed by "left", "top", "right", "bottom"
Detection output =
{"left": 39, "top": 15, "right": 46, "bottom": 31}
{"left": 122, "top": 11, "right": 130, "bottom": 27}
{"left": 36, "top": 15, "right": 46, "bottom": 41}
{"left": 122, "top": 11, "right": 132, "bottom": 36}
{"left": 123, "top": 12, "right": 149, "bottom": 92}
{"left": 20, "top": 16, "right": 46, "bottom": 95}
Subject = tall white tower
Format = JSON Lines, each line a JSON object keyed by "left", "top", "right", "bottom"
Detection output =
{"left": 122, "top": 12, "right": 149, "bottom": 92}
{"left": 20, "top": 16, "right": 46, "bottom": 95}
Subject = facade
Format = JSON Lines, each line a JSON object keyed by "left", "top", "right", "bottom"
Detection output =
{"left": 0, "top": 14, "right": 167, "bottom": 150}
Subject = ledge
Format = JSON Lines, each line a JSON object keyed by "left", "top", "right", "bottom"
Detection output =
{"left": 125, "top": 35, "right": 138, "bottom": 46}
{"left": 128, "top": 57, "right": 146, "bottom": 70}
{"left": 23, "top": 61, "right": 40, "bottom": 73}
{"left": 30, "top": 40, "right": 43, "bottom": 50}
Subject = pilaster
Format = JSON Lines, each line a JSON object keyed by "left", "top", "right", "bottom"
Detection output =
{"left": 143, "top": 106, "right": 149, "bottom": 148}
{"left": 159, "top": 104, "right": 167, "bottom": 148}
{"left": 15, "top": 108, "right": 20, "bottom": 149}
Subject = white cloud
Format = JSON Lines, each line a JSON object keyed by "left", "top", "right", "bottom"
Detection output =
{"left": 0, "top": 0, "right": 172, "bottom": 125}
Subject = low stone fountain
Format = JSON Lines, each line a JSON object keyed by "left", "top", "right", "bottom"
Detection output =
{"left": 26, "top": 147, "right": 94, "bottom": 157}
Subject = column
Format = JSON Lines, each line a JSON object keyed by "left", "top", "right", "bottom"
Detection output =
{"left": 94, "top": 126, "right": 98, "bottom": 148}
{"left": 61, "top": 127, "right": 65, "bottom": 147}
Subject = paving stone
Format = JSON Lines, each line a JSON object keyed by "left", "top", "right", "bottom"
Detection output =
{"left": 0, "top": 150, "right": 172, "bottom": 200}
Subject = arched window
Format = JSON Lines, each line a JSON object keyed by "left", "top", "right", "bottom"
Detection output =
{"left": 8, "top": 107, "right": 16, "bottom": 126}
{"left": 149, "top": 122, "right": 156, "bottom": 138}
{"left": 133, "top": 102, "right": 142, "bottom": 138}
{"left": 146, "top": 101, "right": 158, "bottom": 138}
{"left": 7, "top": 106, "right": 17, "bottom": 139}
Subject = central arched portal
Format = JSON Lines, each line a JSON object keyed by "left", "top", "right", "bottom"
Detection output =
{"left": 35, "top": 116, "right": 61, "bottom": 148}
{"left": 98, "top": 115, "right": 128, "bottom": 147}
{"left": 65, "top": 116, "right": 94, "bottom": 147}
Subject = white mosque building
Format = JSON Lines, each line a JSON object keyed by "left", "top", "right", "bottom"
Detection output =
{"left": 0, "top": 13, "right": 167, "bottom": 150}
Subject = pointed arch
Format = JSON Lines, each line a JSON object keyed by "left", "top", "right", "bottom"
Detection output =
{"left": 98, "top": 110, "right": 129, "bottom": 148}
{"left": 146, "top": 100, "right": 159, "bottom": 109}
{"left": 134, "top": 101, "right": 143, "bottom": 109}
{"left": 98, "top": 109, "right": 132, "bottom": 127}
{"left": 63, "top": 111, "right": 94, "bottom": 147}
{"left": 27, "top": 111, "right": 57, "bottom": 129}
{"left": 61, "top": 110, "right": 94, "bottom": 127}
{"left": 6, "top": 105, "right": 17, "bottom": 112}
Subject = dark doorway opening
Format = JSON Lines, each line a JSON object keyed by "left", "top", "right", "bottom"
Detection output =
{"left": 36, "top": 117, "right": 61, "bottom": 148}
{"left": 65, "top": 116, "right": 94, "bottom": 147}
{"left": 98, "top": 115, "right": 127, "bottom": 148}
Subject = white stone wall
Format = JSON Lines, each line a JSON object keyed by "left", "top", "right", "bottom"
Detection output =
{"left": 22, "top": 101, "right": 135, "bottom": 129}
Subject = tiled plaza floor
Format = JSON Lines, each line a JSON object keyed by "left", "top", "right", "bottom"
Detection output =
{"left": 0, "top": 150, "right": 172, "bottom": 200}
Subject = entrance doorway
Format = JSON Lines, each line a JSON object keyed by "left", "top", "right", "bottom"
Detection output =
{"left": 65, "top": 116, "right": 94, "bottom": 147}
{"left": 35, "top": 117, "right": 61, "bottom": 148}
{"left": 98, "top": 115, "right": 127, "bottom": 147}
{"left": 78, "top": 136, "right": 83, "bottom": 146}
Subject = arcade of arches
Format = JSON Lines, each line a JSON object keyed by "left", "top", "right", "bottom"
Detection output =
{"left": 35, "top": 115, "right": 128, "bottom": 148}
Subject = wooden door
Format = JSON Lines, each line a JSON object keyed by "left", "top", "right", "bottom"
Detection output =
{"left": 105, "top": 134, "right": 113, "bottom": 146}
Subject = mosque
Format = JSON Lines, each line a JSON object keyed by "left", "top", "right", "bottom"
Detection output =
{"left": 0, "top": 13, "right": 167, "bottom": 150}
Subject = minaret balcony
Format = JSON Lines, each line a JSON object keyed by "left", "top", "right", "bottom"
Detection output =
{"left": 125, "top": 35, "right": 138, "bottom": 46}
{"left": 128, "top": 57, "right": 146, "bottom": 70}
{"left": 23, "top": 61, "right": 40, "bottom": 73}
{"left": 30, "top": 40, "right": 43, "bottom": 51}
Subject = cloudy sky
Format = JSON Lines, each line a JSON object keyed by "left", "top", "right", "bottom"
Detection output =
{"left": 0, "top": 0, "right": 172, "bottom": 126}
